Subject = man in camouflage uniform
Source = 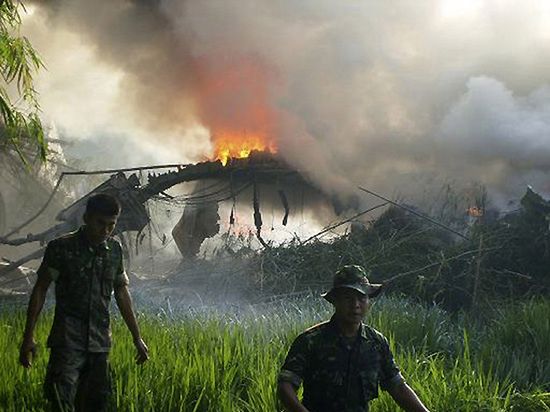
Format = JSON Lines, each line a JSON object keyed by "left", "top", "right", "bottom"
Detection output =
{"left": 278, "top": 265, "right": 430, "bottom": 412}
{"left": 19, "top": 193, "right": 149, "bottom": 411}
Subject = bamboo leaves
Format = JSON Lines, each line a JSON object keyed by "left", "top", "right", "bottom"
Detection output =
{"left": 0, "top": 0, "right": 45, "bottom": 164}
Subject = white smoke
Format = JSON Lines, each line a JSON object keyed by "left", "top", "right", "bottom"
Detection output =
{"left": 20, "top": 0, "right": 550, "bottom": 203}
{"left": 439, "top": 76, "right": 550, "bottom": 168}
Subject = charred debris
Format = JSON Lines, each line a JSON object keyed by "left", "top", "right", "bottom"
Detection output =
{"left": 1, "top": 150, "right": 550, "bottom": 310}
{"left": 0, "top": 151, "right": 326, "bottom": 277}
{"left": 255, "top": 186, "right": 550, "bottom": 310}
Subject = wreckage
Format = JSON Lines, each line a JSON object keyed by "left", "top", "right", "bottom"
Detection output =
{"left": 0, "top": 151, "right": 322, "bottom": 276}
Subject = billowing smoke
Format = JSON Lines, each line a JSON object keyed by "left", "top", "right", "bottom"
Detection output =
{"left": 438, "top": 76, "right": 550, "bottom": 201}
{"left": 22, "top": 0, "right": 550, "bottom": 204}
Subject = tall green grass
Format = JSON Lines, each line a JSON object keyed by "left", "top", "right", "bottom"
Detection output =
{"left": 476, "top": 299, "right": 550, "bottom": 390}
{"left": 0, "top": 297, "right": 548, "bottom": 411}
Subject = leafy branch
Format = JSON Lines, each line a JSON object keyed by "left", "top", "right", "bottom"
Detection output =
{"left": 0, "top": 0, "right": 46, "bottom": 164}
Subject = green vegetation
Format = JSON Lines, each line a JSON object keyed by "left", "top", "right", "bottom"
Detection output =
{"left": 0, "top": 0, "right": 46, "bottom": 164}
{"left": 1, "top": 297, "right": 548, "bottom": 411}
{"left": 252, "top": 188, "right": 550, "bottom": 312}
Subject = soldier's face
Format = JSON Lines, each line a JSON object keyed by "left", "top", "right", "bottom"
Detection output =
{"left": 333, "top": 289, "right": 370, "bottom": 323}
{"left": 84, "top": 213, "right": 119, "bottom": 245}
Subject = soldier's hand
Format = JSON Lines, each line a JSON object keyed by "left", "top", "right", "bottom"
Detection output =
{"left": 19, "top": 338, "right": 37, "bottom": 368}
{"left": 134, "top": 337, "right": 149, "bottom": 365}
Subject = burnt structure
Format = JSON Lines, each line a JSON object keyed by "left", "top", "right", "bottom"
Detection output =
{"left": 0, "top": 152, "right": 319, "bottom": 275}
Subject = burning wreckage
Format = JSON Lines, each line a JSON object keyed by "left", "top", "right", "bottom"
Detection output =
{"left": 3, "top": 146, "right": 550, "bottom": 302}
{"left": 0, "top": 151, "right": 327, "bottom": 281}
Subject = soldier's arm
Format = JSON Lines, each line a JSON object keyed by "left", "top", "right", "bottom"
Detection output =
{"left": 387, "top": 382, "right": 430, "bottom": 412}
{"left": 114, "top": 285, "right": 149, "bottom": 364}
{"left": 19, "top": 273, "right": 51, "bottom": 367}
{"left": 278, "top": 333, "right": 310, "bottom": 412}
{"left": 277, "top": 381, "right": 310, "bottom": 412}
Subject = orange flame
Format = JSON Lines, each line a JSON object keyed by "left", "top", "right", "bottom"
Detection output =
{"left": 467, "top": 206, "right": 484, "bottom": 217}
{"left": 214, "top": 132, "right": 277, "bottom": 165}
{"left": 192, "top": 53, "right": 280, "bottom": 166}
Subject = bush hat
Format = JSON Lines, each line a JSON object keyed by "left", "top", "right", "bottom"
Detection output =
{"left": 322, "top": 265, "right": 383, "bottom": 303}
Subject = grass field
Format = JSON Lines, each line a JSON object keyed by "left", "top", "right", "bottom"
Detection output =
{"left": 1, "top": 296, "right": 549, "bottom": 411}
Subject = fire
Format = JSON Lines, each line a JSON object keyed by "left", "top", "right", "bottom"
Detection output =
{"left": 467, "top": 206, "right": 484, "bottom": 217}
{"left": 214, "top": 132, "right": 277, "bottom": 166}
{"left": 192, "top": 53, "right": 280, "bottom": 167}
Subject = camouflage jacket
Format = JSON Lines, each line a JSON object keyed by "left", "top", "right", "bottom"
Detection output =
{"left": 279, "top": 316, "right": 404, "bottom": 412}
{"left": 37, "top": 227, "right": 129, "bottom": 352}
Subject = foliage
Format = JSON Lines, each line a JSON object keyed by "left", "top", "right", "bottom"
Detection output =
{"left": 253, "top": 188, "right": 550, "bottom": 312}
{"left": 1, "top": 297, "right": 549, "bottom": 411}
{"left": 0, "top": 0, "right": 45, "bottom": 164}
{"left": 476, "top": 298, "right": 550, "bottom": 390}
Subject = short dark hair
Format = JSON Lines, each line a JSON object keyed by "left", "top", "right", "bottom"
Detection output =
{"left": 85, "top": 193, "right": 121, "bottom": 216}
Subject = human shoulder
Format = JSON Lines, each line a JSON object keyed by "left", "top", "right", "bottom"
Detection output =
{"left": 106, "top": 236, "right": 123, "bottom": 252}
{"left": 303, "top": 319, "right": 332, "bottom": 336}
{"left": 39, "top": 231, "right": 80, "bottom": 277}
{"left": 291, "top": 320, "right": 333, "bottom": 346}
{"left": 285, "top": 320, "right": 331, "bottom": 358}
{"left": 361, "top": 324, "right": 391, "bottom": 351}
{"left": 47, "top": 229, "right": 79, "bottom": 250}
{"left": 363, "top": 324, "right": 386, "bottom": 339}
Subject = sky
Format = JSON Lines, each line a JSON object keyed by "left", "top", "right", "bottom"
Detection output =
{"left": 19, "top": 0, "right": 550, "bottom": 209}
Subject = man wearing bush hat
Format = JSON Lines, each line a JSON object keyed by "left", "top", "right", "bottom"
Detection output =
{"left": 278, "top": 264, "right": 430, "bottom": 412}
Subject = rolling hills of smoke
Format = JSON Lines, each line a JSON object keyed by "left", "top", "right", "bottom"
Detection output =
{"left": 22, "top": 0, "right": 550, "bottom": 206}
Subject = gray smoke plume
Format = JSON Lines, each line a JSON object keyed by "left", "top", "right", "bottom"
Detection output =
{"left": 21, "top": 0, "right": 550, "bottom": 205}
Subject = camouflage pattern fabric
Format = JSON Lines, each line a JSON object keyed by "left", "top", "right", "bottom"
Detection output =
{"left": 37, "top": 226, "right": 129, "bottom": 352}
{"left": 279, "top": 316, "right": 405, "bottom": 412}
{"left": 44, "top": 348, "right": 110, "bottom": 412}
{"left": 322, "top": 264, "right": 383, "bottom": 302}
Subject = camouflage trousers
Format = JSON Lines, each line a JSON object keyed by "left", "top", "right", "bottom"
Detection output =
{"left": 44, "top": 348, "right": 111, "bottom": 412}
